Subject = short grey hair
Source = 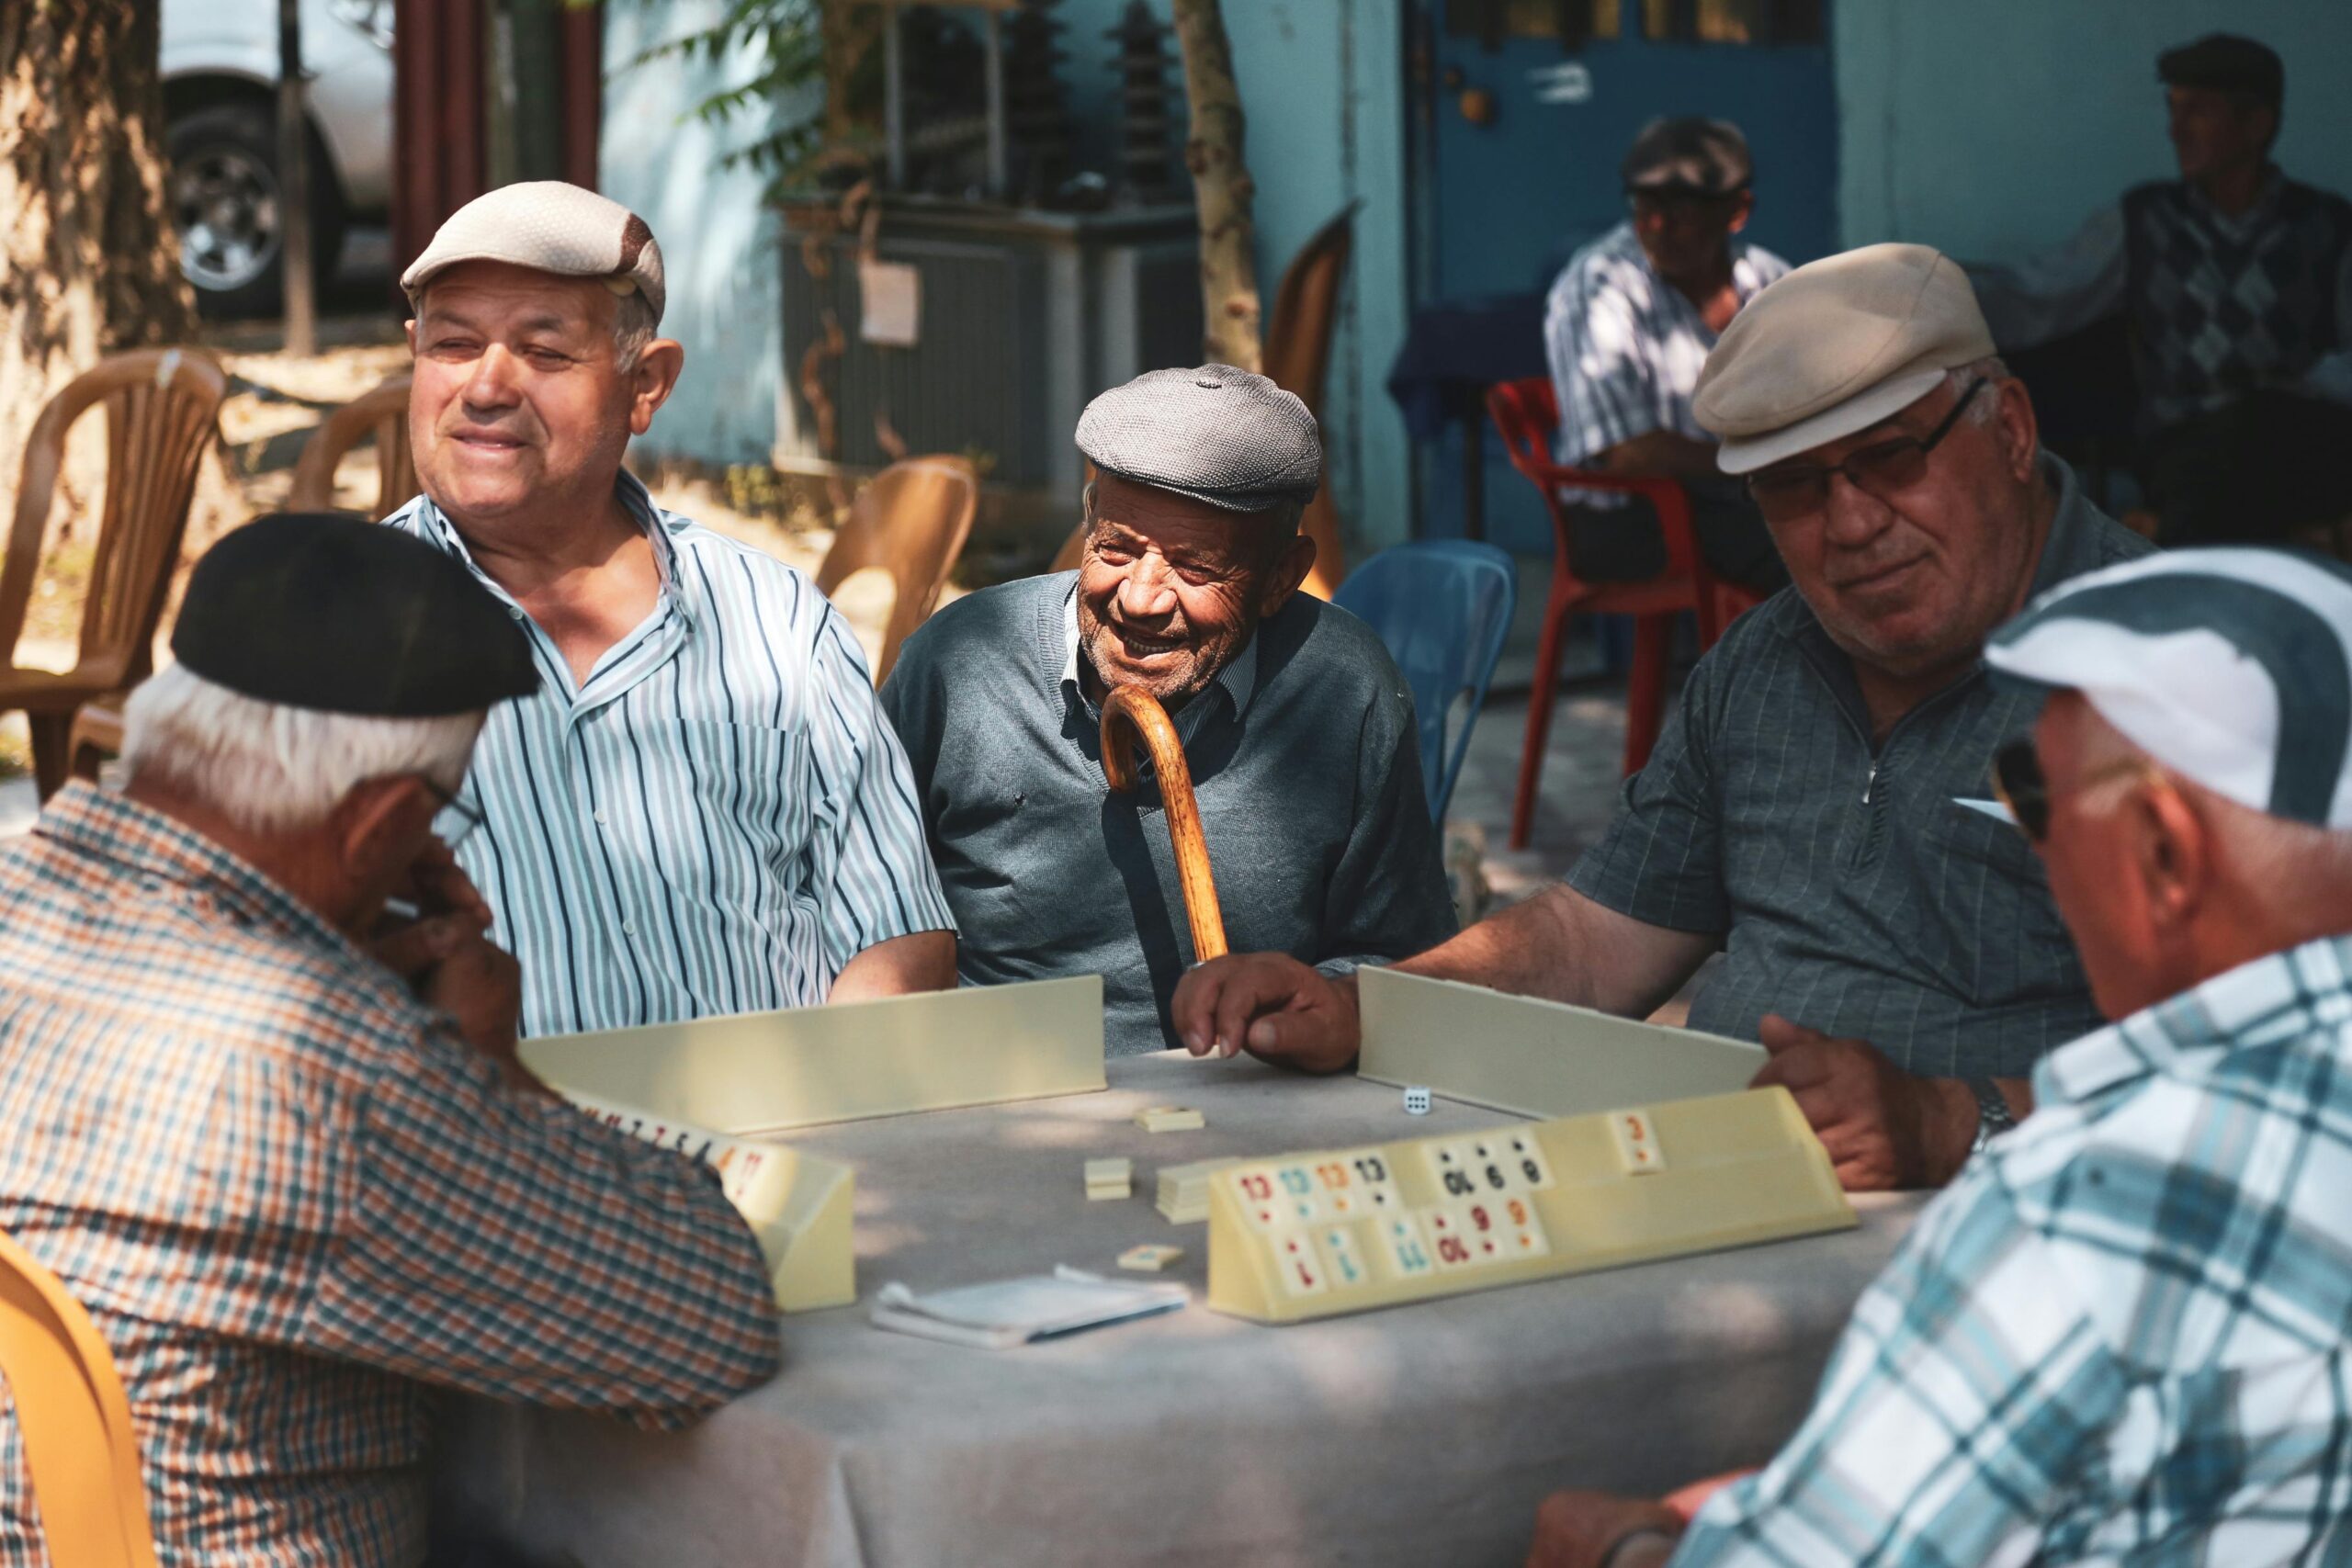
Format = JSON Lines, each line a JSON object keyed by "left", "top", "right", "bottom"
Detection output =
{"left": 120, "top": 663, "right": 482, "bottom": 836}
{"left": 612, "top": 287, "right": 658, "bottom": 371}
{"left": 1948, "top": 355, "right": 2011, "bottom": 427}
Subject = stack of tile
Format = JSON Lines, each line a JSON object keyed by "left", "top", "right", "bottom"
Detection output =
{"left": 1154, "top": 1157, "right": 1238, "bottom": 1224}
{"left": 1084, "top": 1156, "right": 1133, "bottom": 1201}
{"left": 1133, "top": 1104, "right": 1205, "bottom": 1133}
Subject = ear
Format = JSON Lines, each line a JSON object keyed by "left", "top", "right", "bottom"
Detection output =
{"left": 2123, "top": 774, "right": 2212, "bottom": 942}
{"left": 1257, "top": 533, "right": 1317, "bottom": 618}
{"left": 403, "top": 318, "right": 418, "bottom": 355}
{"left": 627, "top": 339, "right": 687, "bottom": 436}
{"left": 1991, "top": 377, "right": 2041, "bottom": 484}
{"left": 332, "top": 775, "right": 439, "bottom": 889}
{"left": 1725, "top": 190, "right": 1755, "bottom": 235}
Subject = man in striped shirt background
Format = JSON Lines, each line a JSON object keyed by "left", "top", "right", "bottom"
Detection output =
{"left": 387, "top": 182, "right": 956, "bottom": 1040}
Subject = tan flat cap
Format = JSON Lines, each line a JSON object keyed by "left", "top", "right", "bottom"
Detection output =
{"left": 401, "top": 180, "right": 665, "bottom": 325}
{"left": 1694, "top": 243, "right": 1994, "bottom": 474}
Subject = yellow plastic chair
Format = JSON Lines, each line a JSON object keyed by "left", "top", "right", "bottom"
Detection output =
{"left": 0, "top": 1227, "right": 159, "bottom": 1566}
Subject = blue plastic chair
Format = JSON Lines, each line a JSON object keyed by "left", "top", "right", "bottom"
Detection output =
{"left": 1332, "top": 540, "right": 1518, "bottom": 822}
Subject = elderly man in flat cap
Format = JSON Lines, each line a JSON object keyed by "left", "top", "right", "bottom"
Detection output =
{"left": 386, "top": 180, "right": 954, "bottom": 1039}
{"left": 1180, "top": 245, "right": 2153, "bottom": 1190}
{"left": 1542, "top": 116, "right": 1789, "bottom": 597}
{"left": 0, "top": 515, "right": 779, "bottom": 1566}
{"left": 1970, "top": 33, "right": 2352, "bottom": 547}
{"left": 1529, "top": 548, "right": 2352, "bottom": 1568}
{"left": 880, "top": 366, "right": 1455, "bottom": 1054}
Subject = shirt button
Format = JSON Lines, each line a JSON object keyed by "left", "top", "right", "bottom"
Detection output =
{"left": 594, "top": 808, "right": 606, "bottom": 826}
{"left": 621, "top": 920, "right": 637, "bottom": 938}
{"left": 508, "top": 606, "right": 525, "bottom": 620}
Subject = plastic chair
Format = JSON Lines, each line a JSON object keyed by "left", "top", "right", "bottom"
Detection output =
{"left": 1333, "top": 540, "right": 1517, "bottom": 822}
{"left": 815, "top": 456, "right": 978, "bottom": 685}
{"left": 287, "top": 375, "right": 416, "bottom": 520}
{"left": 0, "top": 1227, "right": 161, "bottom": 1566}
{"left": 1485, "top": 378, "right": 1761, "bottom": 849}
{"left": 0, "top": 348, "right": 227, "bottom": 798}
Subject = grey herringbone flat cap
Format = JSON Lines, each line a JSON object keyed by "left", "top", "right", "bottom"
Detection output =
{"left": 401, "top": 180, "right": 665, "bottom": 325}
{"left": 1077, "top": 365, "right": 1321, "bottom": 513}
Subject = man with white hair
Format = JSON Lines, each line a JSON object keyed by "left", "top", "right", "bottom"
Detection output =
{"left": 1177, "top": 244, "right": 2154, "bottom": 1192}
{"left": 1527, "top": 547, "right": 2352, "bottom": 1566}
{"left": 0, "top": 516, "right": 782, "bottom": 1565}
{"left": 388, "top": 181, "right": 955, "bottom": 1038}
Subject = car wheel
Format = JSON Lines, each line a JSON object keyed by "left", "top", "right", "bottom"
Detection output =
{"left": 168, "top": 100, "right": 347, "bottom": 320}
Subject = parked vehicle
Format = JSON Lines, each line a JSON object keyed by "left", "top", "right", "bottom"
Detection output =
{"left": 161, "top": 0, "right": 394, "bottom": 316}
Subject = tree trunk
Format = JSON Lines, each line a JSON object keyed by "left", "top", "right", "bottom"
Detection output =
{"left": 1168, "top": 0, "right": 1261, "bottom": 373}
{"left": 0, "top": 0, "right": 198, "bottom": 530}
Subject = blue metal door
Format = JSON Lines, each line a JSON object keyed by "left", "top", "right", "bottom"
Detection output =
{"left": 1408, "top": 0, "right": 1838, "bottom": 551}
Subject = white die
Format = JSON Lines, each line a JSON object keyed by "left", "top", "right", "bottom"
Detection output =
{"left": 1403, "top": 1086, "right": 1432, "bottom": 1115}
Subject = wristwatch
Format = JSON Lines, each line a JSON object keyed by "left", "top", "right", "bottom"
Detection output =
{"left": 1965, "top": 1077, "right": 2018, "bottom": 1156}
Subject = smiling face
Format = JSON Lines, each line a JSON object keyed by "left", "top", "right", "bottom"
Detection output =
{"left": 1756, "top": 377, "right": 2049, "bottom": 681}
{"left": 1074, "top": 472, "right": 1313, "bottom": 706}
{"left": 407, "top": 260, "right": 673, "bottom": 533}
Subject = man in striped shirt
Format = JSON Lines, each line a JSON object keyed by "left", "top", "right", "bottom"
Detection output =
{"left": 1530, "top": 550, "right": 2352, "bottom": 1567}
{"left": 387, "top": 182, "right": 956, "bottom": 1038}
{"left": 0, "top": 516, "right": 781, "bottom": 1566}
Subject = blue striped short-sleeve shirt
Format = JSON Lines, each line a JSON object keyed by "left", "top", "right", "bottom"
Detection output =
{"left": 387, "top": 477, "right": 954, "bottom": 1038}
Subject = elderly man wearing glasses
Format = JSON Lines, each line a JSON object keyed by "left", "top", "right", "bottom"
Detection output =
{"left": 1177, "top": 243, "right": 2153, "bottom": 1192}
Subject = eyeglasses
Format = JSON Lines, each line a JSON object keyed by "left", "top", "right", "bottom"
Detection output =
{"left": 1746, "top": 378, "right": 1988, "bottom": 523}
{"left": 1625, "top": 187, "right": 1733, "bottom": 220}
{"left": 421, "top": 775, "right": 484, "bottom": 846}
{"left": 1989, "top": 739, "right": 2167, "bottom": 843}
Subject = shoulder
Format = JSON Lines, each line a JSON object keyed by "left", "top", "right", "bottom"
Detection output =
{"left": 1551, "top": 225, "right": 1652, "bottom": 310}
{"left": 2278, "top": 177, "right": 2352, "bottom": 227}
{"left": 893, "top": 572, "right": 1061, "bottom": 682}
{"left": 2120, "top": 181, "right": 2182, "bottom": 221}
{"left": 1735, "top": 240, "right": 1792, "bottom": 285}
{"left": 662, "top": 513, "right": 823, "bottom": 604}
{"left": 1266, "top": 596, "right": 1414, "bottom": 719}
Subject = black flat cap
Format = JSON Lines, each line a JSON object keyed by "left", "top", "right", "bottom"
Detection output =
{"left": 1622, "top": 117, "right": 1752, "bottom": 197}
{"left": 2159, "top": 33, "right": 2283, "bottom": 108}
{"left": 172, "top": 513, "right": 537, "bottom": 716}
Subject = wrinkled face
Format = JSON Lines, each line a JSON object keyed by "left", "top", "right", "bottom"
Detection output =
{"left": 2166, "top": 86, "right": 2273, "bottom": 182}
{"left": 1629, "top": 187, "right": 1751, "bottom": 285}
{"left": 407, "top": 260, "right": 640, "bottom": 526}
{"left": 1756, "top": 378, "right": 2044, "bottom": 680}
{"left": 1076, "top": 472, "right": 1288, "bottom": 705}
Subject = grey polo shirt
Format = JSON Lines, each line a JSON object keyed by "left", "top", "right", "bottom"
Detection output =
{"left": 1567, "top": 455, "right": 2154, "bottom": 1078}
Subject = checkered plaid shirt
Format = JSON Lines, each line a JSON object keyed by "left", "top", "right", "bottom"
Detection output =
{"left": 1675, "top": 931, "right": 2352, "bottom": 1567}
{"left": 0, "top": 786, "right": 781, "bottom": 1567}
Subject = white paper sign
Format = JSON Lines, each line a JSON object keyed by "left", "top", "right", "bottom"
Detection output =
{"left": 859, "top": 260, "right": 921, "bottom": 347}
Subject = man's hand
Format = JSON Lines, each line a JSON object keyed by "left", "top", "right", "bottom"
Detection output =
{"left": 1752, "top": 1014, "right": 1976, "bottom": 1190}
{"left": 1170, "top": 953, "right": 1360, "bottom": 1073}
{"left": 1527, "top": 1490, "right": 1683, "bottom": 1568}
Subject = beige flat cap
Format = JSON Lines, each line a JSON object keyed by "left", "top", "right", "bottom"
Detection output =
{"left": 401, "top": 180, "right": 665, "bottom": 325}
{"left": 1694, "top": 243, "right": 1994, "bottom": 474}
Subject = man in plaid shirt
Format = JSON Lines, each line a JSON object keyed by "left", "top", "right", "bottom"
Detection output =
{"left": 1532, "top": 548, "right": 2352, "bottom": 1567}
{"left": 0, "top": 516, "right": 781, "bottom": 1566}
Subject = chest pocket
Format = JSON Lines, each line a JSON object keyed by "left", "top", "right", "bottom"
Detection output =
{"left": 662, "top": 720, "right": 815, "bottom": 915}
{"left": 1913, "top": 795, "right": 2084, "bottom": 1008}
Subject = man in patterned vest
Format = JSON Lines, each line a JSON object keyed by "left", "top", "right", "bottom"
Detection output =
{"left": 1970, "top": 34, "right": 2352, "bottom": 546}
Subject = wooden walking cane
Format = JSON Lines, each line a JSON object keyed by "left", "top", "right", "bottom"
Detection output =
{"left": 1101, "top": 684, "right": 1229, "bottom": 962}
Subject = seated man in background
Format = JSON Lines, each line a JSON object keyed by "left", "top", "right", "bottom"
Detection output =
{"left": 1968, "top": 33, "right": 2352, "bottom": 545}
{"left": 390, "top": 181, "right": 955, "bottom": 1038}
{"left": 0, "top": 516, "right": 780, "bottom": 1566}
{"left": 882, "top": 366, "right": 1456, "bottom": 1054}
{"left": 1179, "top": 245, "right": 2154, "bottom": 1190}
{"left": 1542, "top": 116, "right": 1789, "bottom": 593}
{"left": 1528, "top": 547, "right": 2352, "bottom": 1568}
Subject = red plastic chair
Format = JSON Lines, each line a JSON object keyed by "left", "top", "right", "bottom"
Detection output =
{"left": 1485, "top": 378, "right": 1762, "bottom": 849}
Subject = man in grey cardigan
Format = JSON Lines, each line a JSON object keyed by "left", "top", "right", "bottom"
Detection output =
{"left": 880, "top": 366, "right": 1456, "bottom": 1055}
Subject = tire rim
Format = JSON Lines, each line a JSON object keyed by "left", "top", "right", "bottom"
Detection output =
{"left": 172, "top": 142, "right": 281, "bottom": 292}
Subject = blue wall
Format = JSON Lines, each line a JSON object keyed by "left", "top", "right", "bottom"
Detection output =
{"left": 1837, "top": 0, "right": 2352, "bottom": 261}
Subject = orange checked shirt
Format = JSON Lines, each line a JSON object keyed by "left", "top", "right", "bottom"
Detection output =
{"left": 0, "top": 785, "right": 781, "bottom": 1566}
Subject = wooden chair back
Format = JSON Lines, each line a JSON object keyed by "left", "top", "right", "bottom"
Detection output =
{"left": 814, "top": 456, "right": 978, "bottom": 685}
{"left": 0, "top": 1228, "right": 161, "bottom": 1567}
{"left": 287, "top": 376, "right": 416, "bottom": 520}
{"left": 0, "top": 349, "right": 227, "bottom": 699}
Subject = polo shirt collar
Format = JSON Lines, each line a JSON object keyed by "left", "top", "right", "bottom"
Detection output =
{"left": 1057, "top": 578, "right": 1260, "bottom": 721}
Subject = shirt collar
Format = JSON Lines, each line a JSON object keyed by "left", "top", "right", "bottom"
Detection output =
{"left": 410, "top": 469, "right": 694, "bottom": 632}
{"left": 2036, "top": 931, "right": 2352, "bottom": 1108}
{"left": 2182, "top": 164, "right": 2286, "bottom": 232}
{"left": 32, "top": 783, "right": 356, "bottom": 959}
{"left": 1057, "top": 577, "right": 1261, "bottom": 721}
{"left": 1610, "top": 220, "right": 1774, "bottom": 316}
{"left": 2024, "top": 450, "right": 2114, "bottom": 601}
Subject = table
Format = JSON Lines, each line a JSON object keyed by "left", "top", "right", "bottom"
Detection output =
{"left": 437, "top": 1053, "right": 1923, "bottom": 1567}
{"left": 1385, "top": 292, "right": 1547, "bottom": 539}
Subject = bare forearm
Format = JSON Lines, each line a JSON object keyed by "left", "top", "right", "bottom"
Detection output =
{"left": 1394, "top": 885, "right": 1714, "bottom": 1019}
{"left": 1594, "top": 431, "right": 1723, "bottom": 483}
{"left": 828, "top": 929, "right": 956, "bottom": 1002}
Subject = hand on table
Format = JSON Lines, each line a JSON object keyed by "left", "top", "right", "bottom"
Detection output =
{"left": 1170, "top": 953, "right": 1361, "bottom": 1073}
{"left": 1751, "top": 1014, "right": 1975, "bottom": 1190}
{"left": 1526, "top": 1489, "right": 1683, "bottom": 1568}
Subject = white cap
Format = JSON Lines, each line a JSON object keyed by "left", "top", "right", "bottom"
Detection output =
{"left": 1984, "top": 548, "right": 2352, "bottom": 829}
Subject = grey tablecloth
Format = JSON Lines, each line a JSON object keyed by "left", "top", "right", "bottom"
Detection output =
{"left": 437, "top": 1053, "right": 1923, "bottom": 1567}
